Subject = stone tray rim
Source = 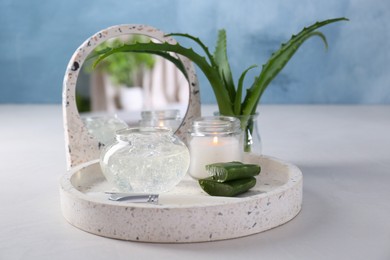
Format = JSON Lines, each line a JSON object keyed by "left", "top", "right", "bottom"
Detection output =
{"left": 59, "top": 154, "right": 303, "bottom": 242}
{"left": 60, "top": 155, "right": 301, "bottom": 209}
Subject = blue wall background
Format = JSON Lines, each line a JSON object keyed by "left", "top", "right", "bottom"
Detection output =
{"left": 0, "top": 0, "right": 389, "bottom": 104}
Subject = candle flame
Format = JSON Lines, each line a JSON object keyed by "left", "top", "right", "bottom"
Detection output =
{"left": 212, "top": 136, "right": 218, "bottom": 144}
{"left": 159, "top": 121, "right": 164, "bottom": 127}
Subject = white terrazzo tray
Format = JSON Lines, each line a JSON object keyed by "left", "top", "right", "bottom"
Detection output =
{"left": 60, "top": 153, "right": 302, "bottom": 243}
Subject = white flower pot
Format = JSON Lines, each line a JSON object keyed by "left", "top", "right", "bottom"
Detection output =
{"left": 119, "top": 86, "right": 143, "bottom": 111}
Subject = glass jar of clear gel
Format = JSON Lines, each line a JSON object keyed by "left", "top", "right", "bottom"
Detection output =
{"left": 100, "top": 127, "right": 190, "bottom": 193}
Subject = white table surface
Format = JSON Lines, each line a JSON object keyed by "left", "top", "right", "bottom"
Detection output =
{"left": 1, "top": 105, "right": 389, "bottom": 260}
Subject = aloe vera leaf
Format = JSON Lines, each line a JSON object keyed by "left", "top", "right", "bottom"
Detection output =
{"left": 166, "top": 33, "right": 216, "bottom": 67}
{"left": 250, "top": 31, "right": 329, "bottom": 113}
{"left": 86, "top": 46, "right": 113, "bottom": 61}
{"left": 168, "top": 31, "right": 236, "bottom": 113}
{"left": 234, "top": 65, "right": 258, "bottom": 115}
{"left": 199, "top": 177, "right": 256, "bottom": 197}
{"left": 241, "top": 17, "right": 348, "bottom": 115}
{"left": 93, "top": 41, "right": 234, "bottom": 115}
{"left": 214, "top": 29, "right": 236, "bottom": 104}
{"left": 94, "top": 47, "right": 189, "bottom": 80}
{"left": 129, "top": 49, "right": 189, "bottom": 80}
{"left": 243, "top": 31, "right": 327, "bottom": 114}
{"left": 206, "top": 161, "right": 261, "bottom": 182}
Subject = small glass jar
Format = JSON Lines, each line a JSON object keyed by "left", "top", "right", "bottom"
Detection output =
{"left": 139, "top": 109, "right": 182, "bottom": 131}
{"left": 82, "top": 116, "right": 128, "bottom": 146}
{"left": 100, "top": 127, "right": 190, "bottom": 193}
{"left": 188, "top": 116, "right": 243, "bottom": 179}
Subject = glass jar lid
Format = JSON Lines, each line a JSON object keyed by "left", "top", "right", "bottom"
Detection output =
{"left": 190, "top": 116, "right": 241, "bottom": 136}
{"left": 116, "top": 127, "right": 171, "bottom": 142}
{"left": 141, "top": 109, "right": 181, "bottom": 120}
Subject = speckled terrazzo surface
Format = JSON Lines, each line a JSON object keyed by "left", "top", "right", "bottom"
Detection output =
{"left": 60, "top": 154, "right": 302, "bottom": 243}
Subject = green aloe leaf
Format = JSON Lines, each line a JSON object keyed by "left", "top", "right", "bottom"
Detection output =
{"left": 86, "top": 47, "right": 112, "bottom": 61}
{"left": 166, "top": 33, "right": 216, "bottom": 67}
{"left": 91, "top": 46, "right": 189, "bottom": 80}
{"left": 214, "top": 29, "right": 236, "bottom": 104}
{"left": 234, "top": 65, "right": 258, "bottom": 115}
{"left": 241, "top": 17, "right": 348, "bottom": 115}
{"left": 166, "top": 32, "right": 236, "bottom": 113}
{"left": 127, "top": 49, "right": 189, "bottom": 80}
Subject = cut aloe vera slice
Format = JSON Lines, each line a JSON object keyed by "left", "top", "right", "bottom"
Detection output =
{"left": 206, "top": 162, "right": 261, "bottom": 182}
{"left": 199, "top": 177, "right": 256, "bottom": 197}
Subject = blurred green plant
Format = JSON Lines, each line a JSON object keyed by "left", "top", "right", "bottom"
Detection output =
{"left": 75, "top": 93, "right": 91, "bottom": 113}
{"left": 88, "top": 35, "right": 156, "bottom": 87}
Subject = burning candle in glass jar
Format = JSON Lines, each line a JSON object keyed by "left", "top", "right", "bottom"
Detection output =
{"left": 188, "top": 116, "right": 242, "bottom": 179}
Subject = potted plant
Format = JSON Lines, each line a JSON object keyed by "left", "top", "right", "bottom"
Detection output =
{"left": 91, "top": 35, "right": 156, "bottom": 111}
{"left": 93, "top": 18, "right": 348, "bottom": 152}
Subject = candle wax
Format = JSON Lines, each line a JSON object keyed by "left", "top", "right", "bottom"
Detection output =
{"left": 189, "top": 136, "right": 242, "bottom": 179}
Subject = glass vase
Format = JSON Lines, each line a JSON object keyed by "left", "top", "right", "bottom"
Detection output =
{"left": 215, "top": 112, "right": 262, "bottom": 155}
{"left": 236, "top": 114, "right": 262, "bottom": 155}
